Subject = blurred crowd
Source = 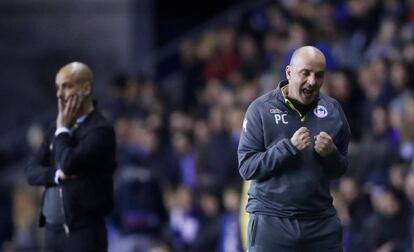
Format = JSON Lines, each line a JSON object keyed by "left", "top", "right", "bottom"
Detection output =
{"left": 1, "top": 0, "right": 414, "bottom": 251}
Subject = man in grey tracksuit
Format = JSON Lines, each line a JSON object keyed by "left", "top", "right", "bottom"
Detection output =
{"left": 238, "top": 46, "right": 351, "bottom": 251}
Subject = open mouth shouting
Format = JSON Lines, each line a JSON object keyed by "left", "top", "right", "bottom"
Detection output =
{"left": 303, "top": 87, "right": 315, "bottom": 97}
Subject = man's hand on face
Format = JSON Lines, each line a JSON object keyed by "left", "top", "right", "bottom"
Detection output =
{"left": 57, "top": 94, "right": 82, "bottom": 128}
{"left": 290, "top": 127, "right": 311, "bottom": 151}
{"left": 314, "top": 131, "right": 334, "bottom": 157}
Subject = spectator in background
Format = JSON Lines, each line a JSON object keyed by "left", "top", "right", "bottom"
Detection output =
{"left": 169, "top": 185, "right": 199, "bottom": 252}
{"left": 170, "top": 132, "right": 197, "bottom": 188}
{"left": 327, "top": 69, "right": 362, "bottom": 140}
{"left": 11, "top": 183, "right": 40, "bottom": 251}
{"left": 356, "top": 105, "right": 397, "bottom": 185}
{"left": 404, "top": 170, "right": 414, "bottom": 249}
{"left": 224, "top": 106, "right": 245, "bottom": 150}
{"left": 167, "top": 111, "right": 195, "bottom": 185}
{"left": 109, "top": 165, "right": 168, "bottom": 252}
{"left": 191, "top": 188, "right": 221, "bottom": 252}
{"left": 388, "top": 163, "right": 409, "bottom": 196}
{"left": 217, "top": 185, "right": 243, "bottom": 252}
{"left": 204, "top": 25, "right": 239, "bottom": 81}
{"left": 362, "top": 187, "right": 411, "bottom": 251}
{"left": 237, "top": 34, "right": 263, "bottom": 81}
{"left": 177, "top": 39, "right": 205, "bottom": 111}
{"left": 262, "top": 30, "right": 287, "bottom": 76}
{"left": 202, "top": 105, "right": 239, "bottom": 190}
{"left": 25, "top": 62, "right": 116, "bottom": 252}
{"left": 397, "top": 95, "right": 414, "bottom": 161}
{"left": 356, "top": 61, "right": 384, "bottom": 131}
{"left": 102, "top": 73, "right": 128, "bottom": 122}
{"left": 388, "top": 61, "right": 413, "bottom": 143}
{"left": 389, "top": 60, "right": 412, "bottom": 102}
{"left": 338, "top": 176, "right": 372, "bottom": 252}
{"left": 0, "top": 186, "right": 13, "bottom": 251}
{"left": 365, "top": 18, "right": 399, "bottom": 60}
{"left": 124, "top": 117, "right": 160, "bottom": 166}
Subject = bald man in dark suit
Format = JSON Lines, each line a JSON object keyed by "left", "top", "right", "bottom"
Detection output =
{"left": 26, "top": 62, "right": 116, "bottom": 252}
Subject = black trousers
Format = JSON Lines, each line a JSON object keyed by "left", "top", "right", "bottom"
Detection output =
{"left": 248, "top": 214, "right": 343, "bottom": 252}
{"left": 44, "top": 221, "right": 107, "bottom": 252}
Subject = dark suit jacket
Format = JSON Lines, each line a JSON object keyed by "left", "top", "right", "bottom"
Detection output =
{"left": 25, "top": 108, "right": 116, "bottom": 229}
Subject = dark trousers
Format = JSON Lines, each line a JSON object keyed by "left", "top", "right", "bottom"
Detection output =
{"left": 248, "top": 214, "right": 343, "bottom": 252}
{"left": 44, "top": 221, "right": 107, "bottom": 252}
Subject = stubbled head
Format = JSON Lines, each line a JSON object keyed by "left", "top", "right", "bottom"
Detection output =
{"left": 285, "top": 46, "right": 326, "bottom": 105}
{"left": 55, "top": 62, "right": 93, "bottom": 106}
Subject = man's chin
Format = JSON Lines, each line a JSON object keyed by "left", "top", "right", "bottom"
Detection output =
{"left": 300, "top": 95, "right": 316, "bottom": 105}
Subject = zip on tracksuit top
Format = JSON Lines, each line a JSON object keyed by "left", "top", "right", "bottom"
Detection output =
{"left": 238, "top": 81, "right": 351, "bottom": 219}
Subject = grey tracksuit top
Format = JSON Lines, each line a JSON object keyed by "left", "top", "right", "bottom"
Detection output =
{"left": 238, "top": 81, "right": 351, "bottom": 219}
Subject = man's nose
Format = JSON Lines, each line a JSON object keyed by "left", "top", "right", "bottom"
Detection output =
{"left": 308, "top": 74, "right": 316, "bottom": 86}
{"left": 56, "top": 88, "right": 63, "bottom": 98}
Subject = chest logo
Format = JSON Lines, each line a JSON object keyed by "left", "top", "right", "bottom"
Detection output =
{"left": 314, "top": 105, "right": 328, "bottom": 118}
{"left": 270, "top": 108, "right": 283, "bottom": 114}
{"left": 274, "top": 114, "right": 288, "bottom": 124}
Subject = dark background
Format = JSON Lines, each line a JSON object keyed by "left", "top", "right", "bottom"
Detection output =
{"left": 155, "top": 0, "right": 240, "bottom": 47}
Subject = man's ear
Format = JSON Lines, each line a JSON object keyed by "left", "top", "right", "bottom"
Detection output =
{"left": 285, "top": 65, "right": 291, "bottom": 80}
{"left": 82, "top": 82, "right": 92, "bottom": 96}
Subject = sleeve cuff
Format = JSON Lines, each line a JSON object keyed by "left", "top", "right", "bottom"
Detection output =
{"left": 55, "top": 127, "right": 70, "bottom": 136}
{"left": 284, "top": 138, "right": 300, "bottom": 156}
{"left": 54, "top": 170, "right": 62, "bottom": 184}
{"left": 321, "top": 146, "right": 340, "bottom": 163}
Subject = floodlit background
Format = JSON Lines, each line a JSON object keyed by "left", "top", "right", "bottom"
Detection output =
{"left": 1, "top": 0, "right": 414, "bottom": 251}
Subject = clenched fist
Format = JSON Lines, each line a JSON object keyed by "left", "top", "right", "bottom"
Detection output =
{"left": 290, "top": 127, "right": 311, "bottom": 151}
{"left": 314, "top": 131, "right": 334, "bottom": 157}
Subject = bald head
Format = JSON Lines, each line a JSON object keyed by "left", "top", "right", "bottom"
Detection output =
{"left": 58, "top": 62, "right": 93, "bottom": 85}
{"left": 289, "top": 46, "right": 326, "bottom": 68}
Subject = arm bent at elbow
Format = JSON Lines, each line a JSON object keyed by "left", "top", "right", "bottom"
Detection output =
{"left": 238, "top": 138, "right": 298, "bottom": 180}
